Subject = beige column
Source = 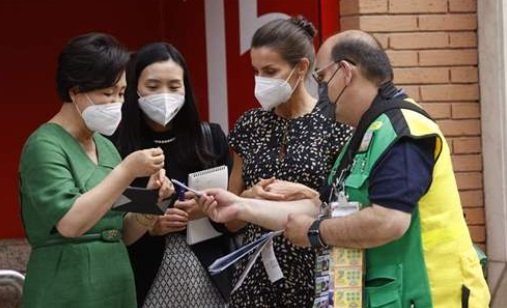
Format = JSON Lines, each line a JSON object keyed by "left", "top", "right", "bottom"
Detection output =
{"left": 478, "top": 0, "right": 507, "bottom": 306}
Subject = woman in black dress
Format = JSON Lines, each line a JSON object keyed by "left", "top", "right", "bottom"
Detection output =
{"left": 115, "top": 42, "right": 231, "bottom": 308}
{"left": 227, "top": 16, "right": 352, "bottom": 307}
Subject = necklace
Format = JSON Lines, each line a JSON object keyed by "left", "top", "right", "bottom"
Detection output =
{"left": 153, "top": 137, "right": 176, "bottom": 144}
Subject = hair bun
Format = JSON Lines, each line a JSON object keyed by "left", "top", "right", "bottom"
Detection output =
{"left": 290, "top": 15, "right": 317, "bottom": 40}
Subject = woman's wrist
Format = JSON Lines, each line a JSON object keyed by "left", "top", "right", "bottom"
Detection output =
{"left": 114, "top": 162, "right": 136, "bottom": 183}
{"left": 133, "top": 213, "right": 157, "bottom": 229}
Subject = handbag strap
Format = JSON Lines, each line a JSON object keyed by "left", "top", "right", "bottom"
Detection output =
{"left": 334, "top": 82, "right": 433, "bottom": 183}
{"left": 200, "top": 122, "right": 215, "bottom": 154}
{"left": 200, "top": 122, "right": 218, "bottom": 168}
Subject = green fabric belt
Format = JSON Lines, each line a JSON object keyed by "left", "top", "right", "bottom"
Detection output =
{"left": 34, "top": 229, "right": 122, "bottom": 249}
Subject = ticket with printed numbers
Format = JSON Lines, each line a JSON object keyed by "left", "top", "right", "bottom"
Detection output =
{"left": 333, "top": 267, "right": 362, "bottom": 288}
{"left": 334, "top": 287, "right": 362, "bottom": 308}
{"left": 331, "top": 248, "right": 363, "bottom": 267}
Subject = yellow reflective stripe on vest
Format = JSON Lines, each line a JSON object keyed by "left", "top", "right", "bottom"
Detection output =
{"left": 400, "top": 108, "right": 490, "bottom": 307}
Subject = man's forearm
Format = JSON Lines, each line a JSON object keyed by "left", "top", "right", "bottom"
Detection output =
{"left": 238, "top": 197, "right": 320, "bottom": 230}
{"left": 319, "top": 204, "right": 411, "bottom": 249}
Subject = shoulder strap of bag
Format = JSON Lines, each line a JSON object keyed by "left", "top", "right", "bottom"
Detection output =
{"left": 200, "top": 122, "right": 218, "bottom": 168}
{"left": 200, "top": 122, "right": 215, "bottom": 154}
{"left": 335, "top": 82, "right": 433, "bottom": 179}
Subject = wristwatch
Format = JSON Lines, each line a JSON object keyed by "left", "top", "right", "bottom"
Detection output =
{"left": 307, "top": 217, "right": 328, "bottom": 249}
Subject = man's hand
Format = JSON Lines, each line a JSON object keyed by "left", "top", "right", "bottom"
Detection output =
{"left": 198, "top": 188, "right": 243, "bottom": 223}
{"left": 284, "top": 213, "right": 315, "bottom": 247}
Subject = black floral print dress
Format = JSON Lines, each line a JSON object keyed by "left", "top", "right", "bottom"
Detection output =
{"left": 228, "top": 100, "right": 352, "bottom": 307}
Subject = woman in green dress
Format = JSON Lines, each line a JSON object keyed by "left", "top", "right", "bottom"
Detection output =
{"left": 18, "top": 33, "right": 174, "bottom": 308}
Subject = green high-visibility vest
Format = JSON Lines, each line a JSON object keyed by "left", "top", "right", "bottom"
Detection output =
{"left": 327, "top": 97, "right": 490, "bottom": 308}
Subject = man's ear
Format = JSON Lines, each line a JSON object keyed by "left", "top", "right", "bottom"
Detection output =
{"left": 340, "top": 61, "right": 354, "bottom": 85}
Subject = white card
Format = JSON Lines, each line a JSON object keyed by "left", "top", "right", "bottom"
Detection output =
{"left": 261, "top": 239, "right": 284, "bottom": 283}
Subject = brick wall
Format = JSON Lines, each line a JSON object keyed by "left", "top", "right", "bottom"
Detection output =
{"left": 339, "top": 0, "right": 485, "bottom": 249}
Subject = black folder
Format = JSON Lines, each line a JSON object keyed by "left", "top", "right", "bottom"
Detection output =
{"left": 111, "top": 186, "right": 177, "bottom": 215}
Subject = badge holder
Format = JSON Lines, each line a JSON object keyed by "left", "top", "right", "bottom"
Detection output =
{"left": 329, "top": 169, "right": 363, "bottom": 308}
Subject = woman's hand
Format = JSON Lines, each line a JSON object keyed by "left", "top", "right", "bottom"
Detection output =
{"left": 241, "top": 178, "right": 319, "bottom": 201}
{"left": 148, "top": 207, "right": 189, "bottom": 236}
{"left": 241, "top": 177, "right": 285, "bottom": 200}
{"left": 122, "top": 147, "right": 165, "bottom": 178}
{"left": 146, "top": 169, "right": 175, "bottom": 201}
{"left": 264, "top": 180, "right": 320, "bottom": 201}
{"left": 174, "top": 194, "right": 205, "bottom": 220}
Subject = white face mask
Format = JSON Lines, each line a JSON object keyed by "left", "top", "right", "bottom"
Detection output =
{"left": 254, "top": 67, "right": 300, "bottom": 111}
{"left": 138, "top": 92, "right": 185, "bottom": 126}
{"left": 77, "top": 95, "right": 123, "bottom": 136}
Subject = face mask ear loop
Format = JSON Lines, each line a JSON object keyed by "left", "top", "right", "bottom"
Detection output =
{"left": 285, "top": 66, "right": 297, "bottom": 83}
{"left": 333, "top": 84, "right": 347, "bottom": 105}
{"left": 328, "top": 64, "right": 341, "bottom": 85}
{"left": 72, "top": 94, "right": 87, "bottom": 125}
{"left": 73, "top": 101, "right": 83, "bottom": 115}
{"left": 73, "top": 92, "right": 92, "bottom": 115}
{"left": 332, "top": 63, "right": 349, "bottom": 104}
{"left": 286, "top": 66, "right": 304, "bottom": 95}
{"left": 84, "top": 94, "right": 96, "bottom": 106}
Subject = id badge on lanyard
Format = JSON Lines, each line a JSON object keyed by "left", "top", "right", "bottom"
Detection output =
{"left": 327, "top": 166, "right": 361, "bottom": 218}
{"left": 325, "top": 166, "right": 364, "bottom": 308}
{"left": 330, "top": 191, "right": 361, "bottom": 218}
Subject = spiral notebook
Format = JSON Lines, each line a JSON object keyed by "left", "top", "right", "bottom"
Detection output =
{"left": 187, "top": 165, "right": 228, "bottom": 245}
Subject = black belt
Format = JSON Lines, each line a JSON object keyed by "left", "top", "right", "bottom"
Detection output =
{"left": 34, "top": 229, "right": 122, "bottom": 249}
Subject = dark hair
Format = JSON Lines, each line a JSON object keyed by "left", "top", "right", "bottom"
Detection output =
{"left": 331, "top": 33, "right": 393, "bottom": 85}
{"left": 56, "top": 32, "right": 129, "bottom": 102}
{"left": 251, "top": 15, "right": 317, "bottom": 75}
{"left": 117, "top": 42, "right": 214, "bottom": 170}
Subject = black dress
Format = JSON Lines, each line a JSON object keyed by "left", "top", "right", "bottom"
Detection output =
{"left": 228, "top": 101, "right": 352, "bottom": 307}
{"left": 126, "top": 121, "right": 232, "bottom": 307}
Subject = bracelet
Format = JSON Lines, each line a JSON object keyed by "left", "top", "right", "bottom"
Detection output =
{"left": 133, "top": 213, "right": 157, "bottom": 228}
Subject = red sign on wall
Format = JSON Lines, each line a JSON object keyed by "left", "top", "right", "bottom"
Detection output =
{"left": 0, "top": 0, "right": 338, "bottom": 238}
{"left": 206, "top": 0, "right": 323, "bottom": 130}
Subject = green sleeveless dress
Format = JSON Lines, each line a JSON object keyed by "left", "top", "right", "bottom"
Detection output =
{"left": 19, "top": 123, "right": 136, "bottom": 308}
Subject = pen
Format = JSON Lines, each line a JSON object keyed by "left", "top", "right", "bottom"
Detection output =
{"left": 176, "top": 186, "right": 185, "bottom": 201}
{"left": 170, "top": 179, "right": 204, "bottom": 198}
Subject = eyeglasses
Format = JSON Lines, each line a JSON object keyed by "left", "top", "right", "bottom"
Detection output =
{"left": 312, "top": 58, "right": 356, "bottom": 84}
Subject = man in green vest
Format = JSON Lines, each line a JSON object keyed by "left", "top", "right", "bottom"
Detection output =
{"left": 283, "top": 30, "right": 490, "bottom": 307}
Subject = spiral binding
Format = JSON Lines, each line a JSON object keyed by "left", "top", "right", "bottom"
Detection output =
{"left": 189, "top": 165, "right": 227, "bottom": 179}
